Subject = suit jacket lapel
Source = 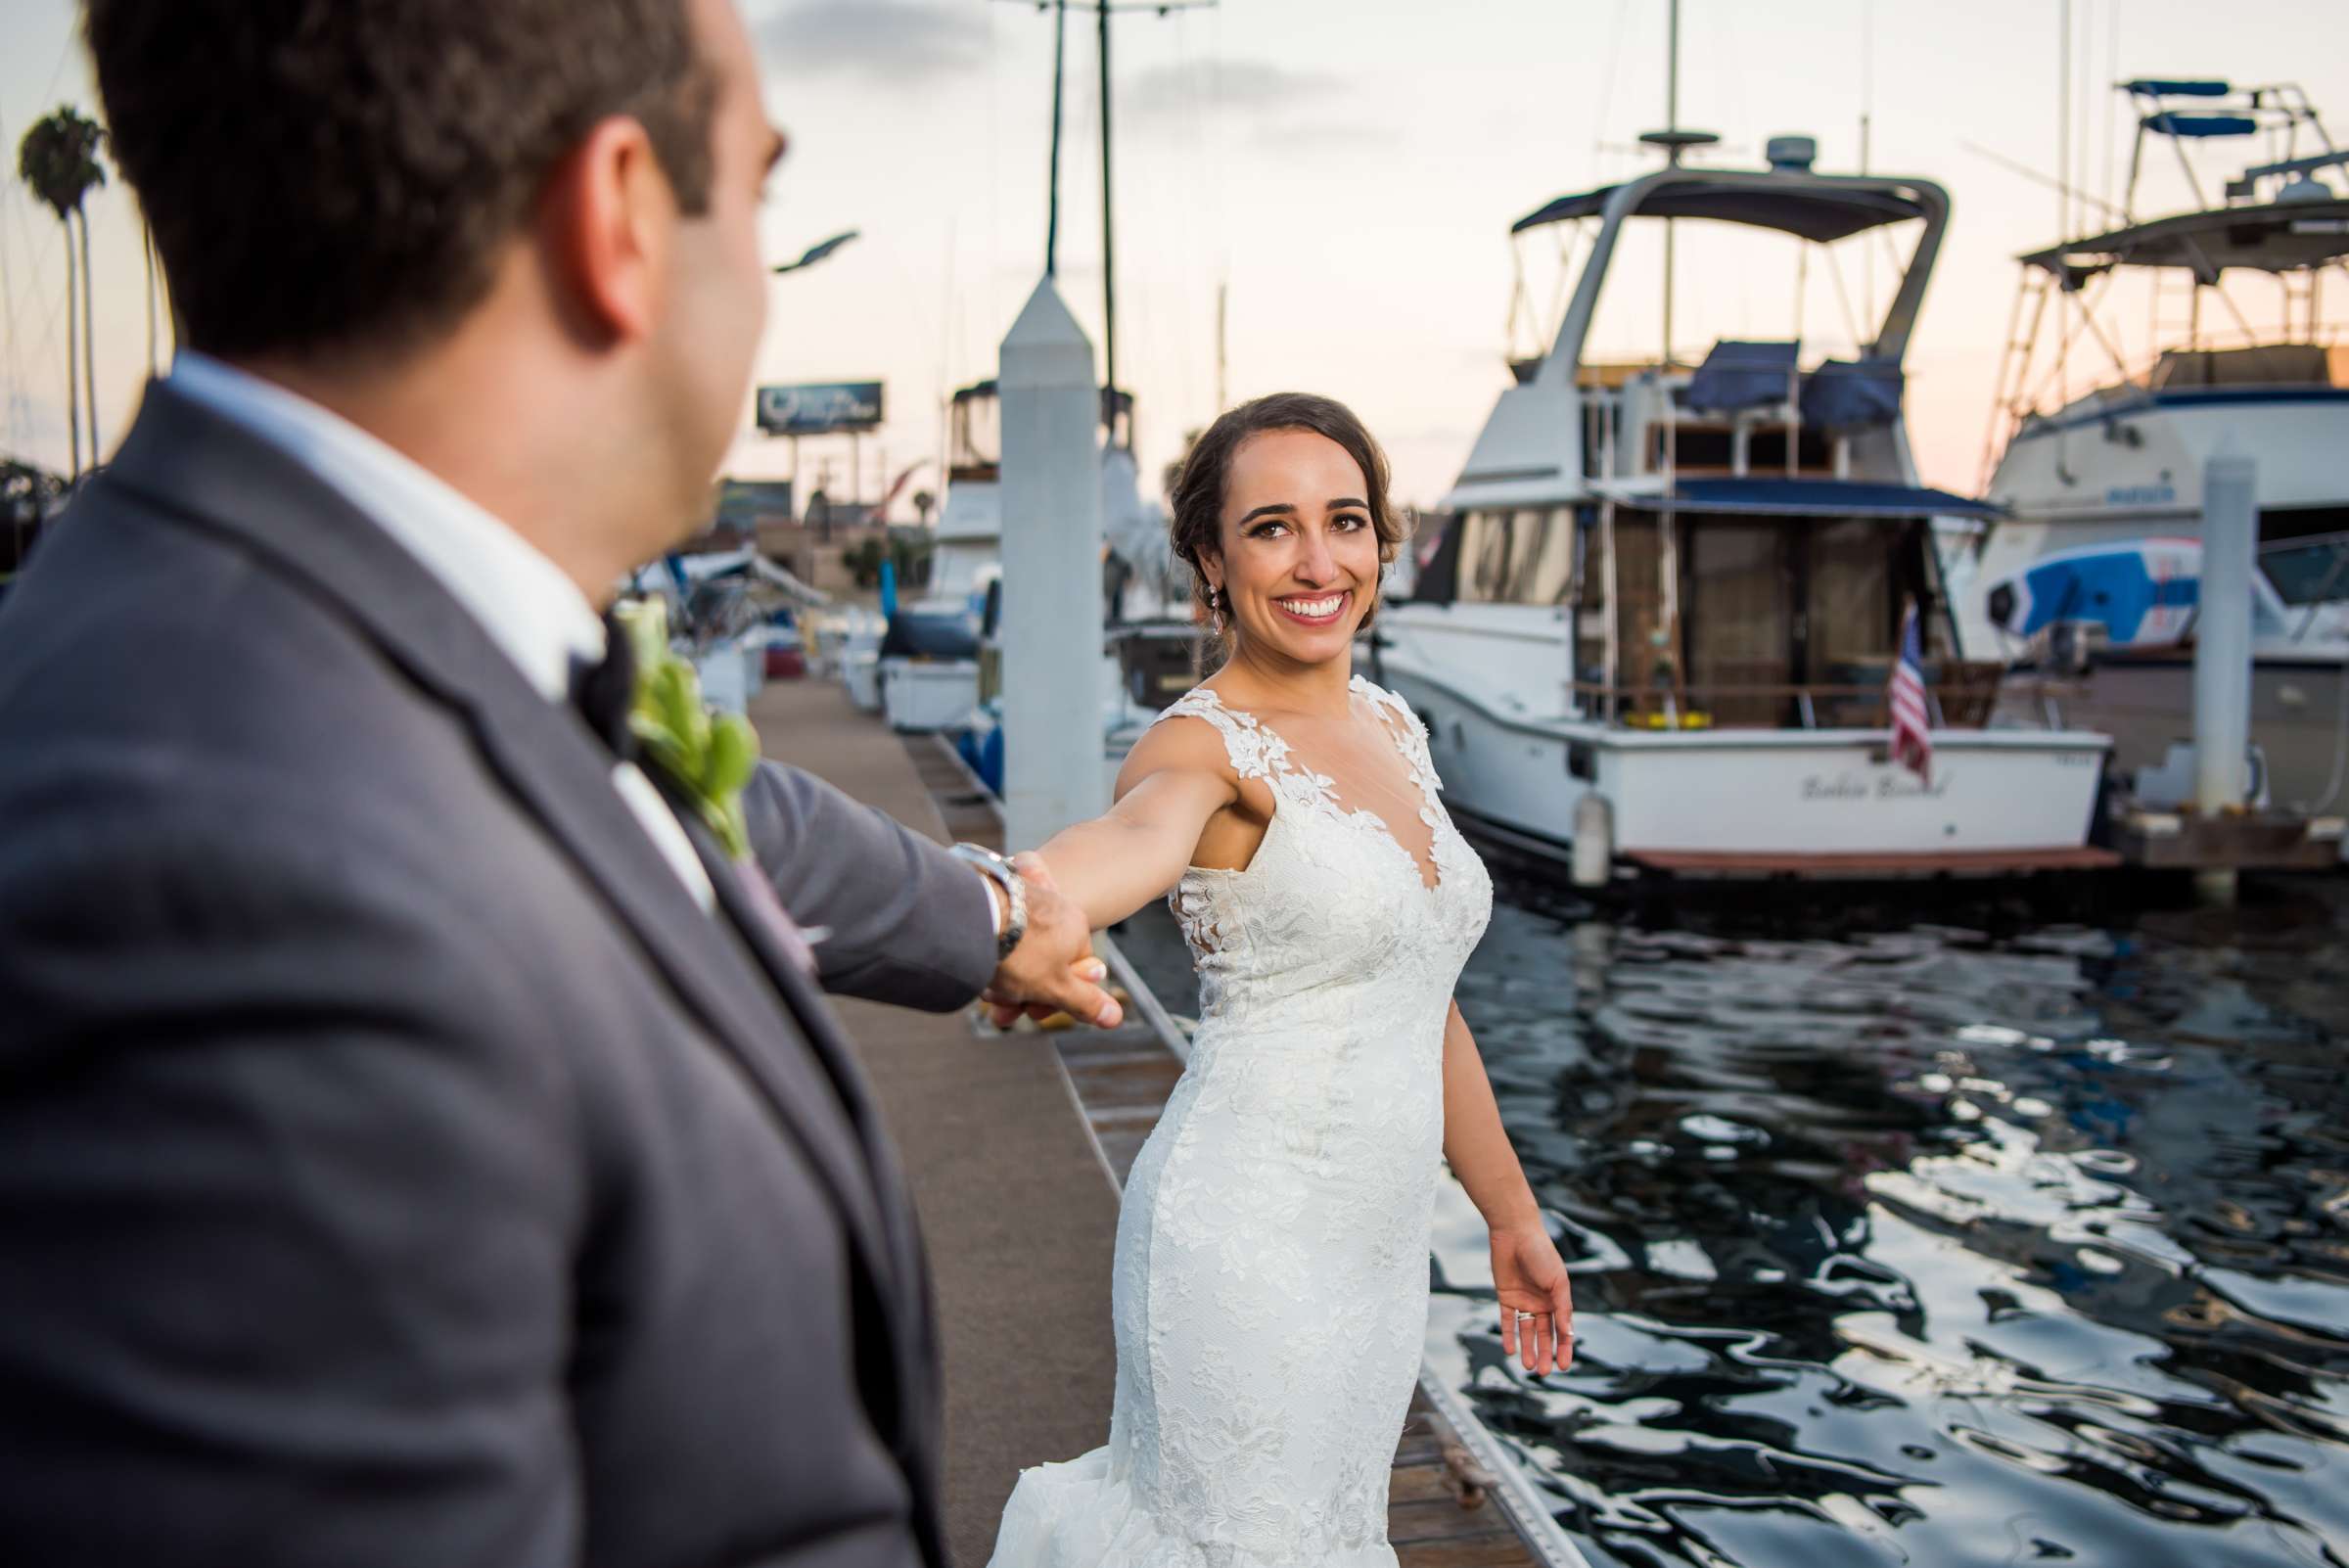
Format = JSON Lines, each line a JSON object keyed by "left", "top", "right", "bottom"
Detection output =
{"left": 98, "top": 383, "right": 905, "bottom": 1315}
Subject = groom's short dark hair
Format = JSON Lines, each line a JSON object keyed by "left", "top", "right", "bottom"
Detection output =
{"left": 85, "top": 0, "right": 718, "bottom": 362}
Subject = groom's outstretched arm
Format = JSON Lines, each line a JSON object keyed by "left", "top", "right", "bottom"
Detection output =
{"left": 743, "top": 761, "right": 1124, "bottom": 1027}
{"left": 740, "top": 761, "right": 1000, "bottom": 1010}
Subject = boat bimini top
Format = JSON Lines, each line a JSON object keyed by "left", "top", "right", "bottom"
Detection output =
{"left": 2022, "top": 200, "right": 2349, "bottom": 285}
{"left": 1513, "top": 178, "right": 1932, "bottom": 245}
{"left": 1513, "top": 161, "right": 1952, "bottom": 380}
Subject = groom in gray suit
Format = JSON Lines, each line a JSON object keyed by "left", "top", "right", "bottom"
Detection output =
{"left": 0, "top": 2, "right": 1116, "bottom": 1564}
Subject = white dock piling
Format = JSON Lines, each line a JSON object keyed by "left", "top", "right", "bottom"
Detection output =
{"left": 998, "top": 277, "right": 1107, "bottom": 853}
{"left": 2192, "top": 453, "right": 2256, "bottom": 906}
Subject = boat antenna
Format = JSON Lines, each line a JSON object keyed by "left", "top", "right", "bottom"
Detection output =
{"left": 2057, "top": 0, "right": 2073, "bottom": 242}
{"left": 1215, "top": 279, "right": 1228, "bottom": 412}
{"left": 1635, "top": 0, "right": 1728, "bottom": 368}
{"left": 1045, "top": 0, "right": 1066, "bottom": 276}
{"left": 1635, "top": 0, "right": 1717, "bottom": 365}
{"left": 1958, "top": 140, "right": 2127, "bottom": 222}
{"left": 1861, "top": 0, "right": 1873, "bottom": 327}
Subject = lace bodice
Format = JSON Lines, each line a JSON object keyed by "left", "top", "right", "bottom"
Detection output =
{"left": 1154, "top": 674, "right": 1493, "bottom": 1038}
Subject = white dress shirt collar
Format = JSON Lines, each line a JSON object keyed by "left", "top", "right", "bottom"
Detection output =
{"left": 165, "top": 350, "right": 604, "bottom": 702}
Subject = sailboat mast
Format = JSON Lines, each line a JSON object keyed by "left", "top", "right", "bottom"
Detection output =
{"left": 1045, "top": 0, "right": 1066, "bottom": 276}
{"left": 1003, "top": 0, "right": 1217, "bottom": 442}
{"left": 1216, "top": 280, "right": 1228, "bottom": 411}
{"left": 1662, "top": 0, "right": 1679, "bottom": 364}
{"left": 1099, "top": 0, "right": 1117, "bottom": 438}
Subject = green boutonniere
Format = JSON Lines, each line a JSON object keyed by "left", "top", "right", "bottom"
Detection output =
{"left": 612, "top": 597, "right": 760, "bottom": 861}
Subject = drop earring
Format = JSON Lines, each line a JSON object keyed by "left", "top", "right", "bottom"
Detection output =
{"left": 1210, "top": 587, "right": 1226, "bottom": 636}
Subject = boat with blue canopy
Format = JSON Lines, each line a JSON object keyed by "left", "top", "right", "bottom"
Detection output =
{"left": 1965, "top": 79, "right": 2349, "bottom": 832}
{"left": 1374, "top": 133, "right": 2112, "bottom": 881}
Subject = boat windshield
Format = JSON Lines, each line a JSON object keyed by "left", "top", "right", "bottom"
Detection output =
{"left": 1452, "top": 508, "right": 1577, "bottom": 606}
{"left": 2262, "top": 533, "right": 2349, "bottom": 608}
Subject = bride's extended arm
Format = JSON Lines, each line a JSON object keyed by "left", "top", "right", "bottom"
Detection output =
{"left": 1022, "top": 717, "right": 1238, "bottom": 933}
{"left": 1441, "top": 999, "right": 1576, "bottom": 1374}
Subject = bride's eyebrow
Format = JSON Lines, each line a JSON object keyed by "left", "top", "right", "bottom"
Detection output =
{"left": 1236, "top": 499, "right": 1367, "bottom": 526}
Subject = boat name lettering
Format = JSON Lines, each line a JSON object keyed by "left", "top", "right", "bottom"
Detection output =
{"left": 1801, "top": 771, "right": 1953, "bottom": 801}
{"left": 2104, "top": 484, "right": 2177, "bottom": 507}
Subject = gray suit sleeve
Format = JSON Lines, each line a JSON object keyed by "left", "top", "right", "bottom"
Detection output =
{"left": 0, "top": 787, "right": 582, "bottom": 1567}
{"left": 741, "top": 761, "right": 997, "bottom": 1011}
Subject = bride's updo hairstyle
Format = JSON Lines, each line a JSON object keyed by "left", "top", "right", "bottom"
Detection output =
{"left": 1169, "top": 392, "right": 1407, "bottom": 644}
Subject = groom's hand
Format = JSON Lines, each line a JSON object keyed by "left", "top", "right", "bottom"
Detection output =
{"left": 982, "top": 853, "right": 1124, "bottom": 1030}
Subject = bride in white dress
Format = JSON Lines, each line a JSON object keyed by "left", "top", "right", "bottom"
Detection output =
{"left": 986, "top": 393, "right": 1576, "bottom": 1567}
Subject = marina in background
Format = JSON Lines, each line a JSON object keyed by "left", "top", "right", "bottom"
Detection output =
{"left": 8, "top": 6, "right": 2348, "bottom": 1565}
{"left": 1964, "top": 78, "right": 2349, "bottom": 872}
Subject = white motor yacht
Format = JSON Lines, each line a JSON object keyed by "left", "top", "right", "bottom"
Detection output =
{"left": 1375, "top": 137, "right": 2112, "bottom": 879}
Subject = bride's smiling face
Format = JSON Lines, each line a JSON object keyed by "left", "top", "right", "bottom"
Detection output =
{"left": 1210, "top": 429, "right": 1381, "bottom": 668}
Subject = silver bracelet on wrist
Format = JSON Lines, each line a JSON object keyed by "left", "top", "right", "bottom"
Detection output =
{"left": 948, "top": 842, "right": 1028, "bottom": 960}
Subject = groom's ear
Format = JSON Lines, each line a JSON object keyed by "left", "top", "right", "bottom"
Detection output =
{"left": 541, "top": 116, "right": 679, "bottom": 349}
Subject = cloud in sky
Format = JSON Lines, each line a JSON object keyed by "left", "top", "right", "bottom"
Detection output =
{"left": 1120, "top": 58, "right": 1391, "bottom": 156}
{"left": 757, "top": 0, "right": 990, "bottom": 86}
{"left": 1121, "top": 59, "right": 1343, "bottom": 129}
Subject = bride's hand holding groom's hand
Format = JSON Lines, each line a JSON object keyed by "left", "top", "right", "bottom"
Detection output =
{"left": 1491, "top": 1221, "right": 1577, "bottom": 1377}
{"left": 982, "top": 853, "right": 1125, "bottom": 1030}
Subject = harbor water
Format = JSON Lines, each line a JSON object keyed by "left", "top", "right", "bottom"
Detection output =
{"left": 1115, "top": 869, "right": 2349, "bottom": 1567}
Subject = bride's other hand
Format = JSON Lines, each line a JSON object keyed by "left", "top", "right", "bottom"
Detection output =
{"left": 1490, "top": 1222, "right": 1575, "bottom": 1375}
{"left": 1443, "top": 999, "right": 1573, "bottom": 1374}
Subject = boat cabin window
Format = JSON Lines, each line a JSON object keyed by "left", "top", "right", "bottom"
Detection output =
{"left": 1454, "top": 508, "right": 1576, "bottom": 605}
{"left": 1807, "top": 519, "right": 1896, "bottom": 676}
{"left": 1603, "top": 510, "right": 1938, "bottom": 728}
{"left": 2261, "top": 532, "right": 2349, "bottom": 607}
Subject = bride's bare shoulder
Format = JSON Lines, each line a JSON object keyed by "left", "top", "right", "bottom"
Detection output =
{"left": 1115, "top": 703, "right": 1238, "bottom": 803}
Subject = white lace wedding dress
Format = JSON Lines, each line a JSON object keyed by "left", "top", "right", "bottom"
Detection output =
{"left": 988, "top": 674, "right": 1494, "bottom": 1567}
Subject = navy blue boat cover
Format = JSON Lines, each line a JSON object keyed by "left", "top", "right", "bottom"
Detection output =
{"left": 1799, "top": 357, "right": 1905, "bottom": 434}
{"left": 1632, "top": 478, "right": 2001, "bottom": 520}
{"left": 1683, "top": 341, "right": 1800, "bottom": 414}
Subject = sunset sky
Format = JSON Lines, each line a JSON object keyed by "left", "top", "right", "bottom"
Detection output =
{"left": 6, "top": 0, "right": 2347, "bottom": 513}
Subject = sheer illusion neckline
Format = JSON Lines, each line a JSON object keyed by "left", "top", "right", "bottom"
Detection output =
{"left": 1188, "top": 675, "right": 1447, "bottom": 895}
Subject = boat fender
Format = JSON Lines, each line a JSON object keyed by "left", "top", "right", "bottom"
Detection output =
{"left": 1571, "top": 794, "right": 1613, "bottom": 888}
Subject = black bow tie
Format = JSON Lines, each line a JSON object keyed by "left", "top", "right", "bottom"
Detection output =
{"left": 571, "top": 608, "right": 638, "bottom": 759}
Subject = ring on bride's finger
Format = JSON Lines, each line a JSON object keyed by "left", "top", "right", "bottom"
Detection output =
{"left": 1513, "top": 1310, "right": 1539, "bottom": 1322}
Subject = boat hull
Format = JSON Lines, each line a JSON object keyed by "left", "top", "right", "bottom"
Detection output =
{"left": 880, "top": 658, "right": 979, "bottom": 732}
{"left": 1378, "top": 659, "right": 2109, "bottom": 865}
{"left": 1995, "top": 653, "right": 2349, "bottom": 815}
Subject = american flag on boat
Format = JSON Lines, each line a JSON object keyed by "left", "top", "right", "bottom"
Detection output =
{"left": 1888, "top": 602, "right": 1932, "bottom": 781}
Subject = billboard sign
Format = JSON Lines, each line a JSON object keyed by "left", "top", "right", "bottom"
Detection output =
{"left": 757, "top": 381, "right": 884, "bottom": 436}
{"left": 714, "top": 480, "right": 796, "bottom": 530}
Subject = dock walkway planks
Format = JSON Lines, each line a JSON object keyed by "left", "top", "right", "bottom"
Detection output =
{"left": 749, "top": 679, "right": 1124, "bottom": 1564}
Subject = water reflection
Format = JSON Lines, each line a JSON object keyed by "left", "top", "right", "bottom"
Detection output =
{"left": 1432, "top": 870, "right": 2349, "bottom": 1568}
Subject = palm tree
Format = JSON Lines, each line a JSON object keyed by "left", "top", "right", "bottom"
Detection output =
{"left": 18, "top": 108, "right": 109, "bottom": 476}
